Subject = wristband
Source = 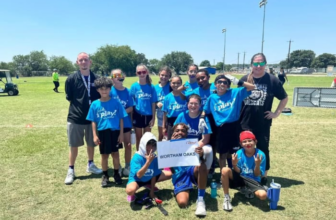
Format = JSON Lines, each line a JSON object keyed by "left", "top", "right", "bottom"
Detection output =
{"left": 238, "top": 80, "right": 244, "bottom": 87}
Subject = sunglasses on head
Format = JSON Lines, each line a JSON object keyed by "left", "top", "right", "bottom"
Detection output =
{"left": 216, "top": 80, "right": 229, "bottom": 85}
{"left": 137, "top": 70, "right": 147, "bottom": 75}
{"left": 252, "top": 62, "right": 266, "bottom": 67}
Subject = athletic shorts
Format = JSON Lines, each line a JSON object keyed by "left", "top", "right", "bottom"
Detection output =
{"left": 98, "top": 129, "right": 123, "bottom": 154}
{"left": 123, "top": 127, "right": 131, "bottom": 133}
{"left": 216, "top": 121, "right": 240, "bottom": 154}
{"left": 156, "top": 108, "right": 164, "bottom": 127}
{"left": 173, "top": 166, "right": 197, "bottom": 195}
{"left": 132, "top": 110, "right": 152, "bottom": 128}
{"left": 229, "top": 170, "right": 266, "bottom": 193}
{"left": 167, "top": 117, "right": 177, "bottom": 140}
{"left": 67, "top": 122, "right": 95, "bottom": 147}
{"left": 207, "top": 114, "right": 217, "bottom": 150}
{"left": 133, "top": 174, "right": 161, "bottom": 187}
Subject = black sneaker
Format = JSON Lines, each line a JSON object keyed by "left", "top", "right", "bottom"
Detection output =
{"left": 101, "top": 175, "right": 110, "bottom": 187}
{"left": 114, "top": 173, "right": 123, "bottom": 185}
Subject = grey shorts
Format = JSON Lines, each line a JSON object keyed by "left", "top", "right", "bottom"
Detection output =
{"left": 67, "top": 122, "right": 96, "bottom": 147}
{"left": 157, "top": 108, "right": 164, "bottom": 127}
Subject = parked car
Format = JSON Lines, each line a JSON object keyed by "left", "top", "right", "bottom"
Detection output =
{"left": 290, "top": 67, "right": 314, "bottom": 74}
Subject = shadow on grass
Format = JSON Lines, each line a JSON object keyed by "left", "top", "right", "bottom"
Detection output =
{"left": 0, "top": 95, "right": 20, "bottom": 98}
{"left": 267, "top": 176, "right": 304, "bottom": 188}
{"left": 76, "top": 173, "right": 101, "bottom": 180}
{"left": 231, "top": 192, "right": 286, "bottom": 212}
{"left": 130, "top": 189, "right": 174, "bottom": 212}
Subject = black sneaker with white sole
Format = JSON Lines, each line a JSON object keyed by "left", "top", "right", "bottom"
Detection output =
{"left": 114, "top": 173, "right": 123, "bottom": 185}
{"left": 101, "top": 175, "right": 110, "bottom": 187}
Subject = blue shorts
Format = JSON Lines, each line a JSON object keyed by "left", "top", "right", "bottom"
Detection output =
{"left": 173, "top": 166, "right": 197, "bottom": 195}
{"left": 156, "top": 108, "right": 164, "bottom": 127}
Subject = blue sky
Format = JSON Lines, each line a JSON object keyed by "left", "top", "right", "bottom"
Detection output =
{"left": 1, "top": 0, "right": 335, "bottom": 65}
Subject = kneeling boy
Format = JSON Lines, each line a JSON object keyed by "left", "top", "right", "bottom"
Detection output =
{"left": 221, "top": 131, "right": 267, "bottom": 211}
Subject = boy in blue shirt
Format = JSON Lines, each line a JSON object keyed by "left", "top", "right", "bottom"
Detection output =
{"left": 126, "top": 132, "right": 172, "bottom": 202}
{"left": 87, "top": 77, "right": 128, "bottom": 187}
{"left": 221, "top": 131, "right": 267, "bottom": 211}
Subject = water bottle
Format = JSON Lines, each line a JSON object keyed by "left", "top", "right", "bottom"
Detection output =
{"left": 210, "top": 179, "right": 217, "bottom": 198}
{"left": 131, "top": 130, "right": 136, "bottom": 145}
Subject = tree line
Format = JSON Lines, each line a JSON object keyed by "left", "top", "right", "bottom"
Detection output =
{"left": 1, "top": 46, "right": 335, "bottom": 77}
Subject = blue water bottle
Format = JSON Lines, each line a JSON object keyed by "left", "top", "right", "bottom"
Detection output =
{"left": 210, "top": 179, "right": 217, "bottom": 198}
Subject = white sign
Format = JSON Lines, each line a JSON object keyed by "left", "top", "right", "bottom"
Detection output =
{"left": 157, "top": 138, "right": 200, "bottom": 169}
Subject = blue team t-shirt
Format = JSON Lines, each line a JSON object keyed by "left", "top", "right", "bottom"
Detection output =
{"left": 155, "top": 83, "right": 171, "bottom": 104}
{"left": 184, "top": 81, "right": 199, "bottom": 93}
{"left": 203, "top": 87, "right": 251, "bottom": 126}
{"left": 130, "top": 82, "right": 158, "bottom": 115}
{"left": 110, "top": 87, "right": 134, "bottom": 129}
{"left": 86, "top": 98, "right": 128, "bottom": 130}
{"left": 174, "top": 111, "right": 212, "bottom": 140}
{"left": 127, "top": 154, "right": 162, "bottom": 184}
{"left": 236, "top": 148, "right": 266, "bottom": 182}
{"left": 210, "top": 83, "right": 216, "bottom": 93}
{"left": 162, "top": 93, "right": 187, "bottom": 118}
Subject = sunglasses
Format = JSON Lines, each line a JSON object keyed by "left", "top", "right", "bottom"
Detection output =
{"left": 216, "top": 80, "right": 229, "bottom": 85}
{"left": 111, "top": 74, "right": 123, "bottom": 79}
{"left": 252, "top": 62, "right": 266, "bottom": 67}
{"left": 137, "top": 71, "right": 147, "bottom": 75}
{"left": 196, "top": 76, "right": 206, "bottom": 81}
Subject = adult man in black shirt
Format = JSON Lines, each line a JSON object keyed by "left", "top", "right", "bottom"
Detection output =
{"left": 239, "top": 53, "right": 288, "bottom": 179}
{"left": 64, "top": 52, "right": 102, "bottom": 185}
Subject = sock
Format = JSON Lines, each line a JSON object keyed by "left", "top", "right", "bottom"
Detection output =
{"left": 88, "top": 160, "right": 93, "bottom": 166}
{"left": 103, "top": 170, "right": 108, "bottom": 176}
{"left": 114, "top": 169, "right": 120, "bottom": 176}
{"left": 224, "top": 193, "right": 230, "bottom": 198}
{"left": 227, "top": 158, "right": 232, "bottom": 168}
{"left": 198, "top": 189, "right": 205, "bottom": 199}
{"left": 69, "top": 165, "right": 74, "bottom": 170}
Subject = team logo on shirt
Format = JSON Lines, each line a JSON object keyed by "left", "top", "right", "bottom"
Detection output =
{"left": 188, "top": 124, "right": 201, "bottom": 136}
{"left": 137, "top": 91, "right": 152, "bottom": 99}
{"left": 241, "top": 163, "right": 253, "bottom": 175}
{"left": 244, "top": 84, "right": 267, "bottom": 106}
{"left": 144, "top": 169, "right": 154, "bottom": 177}
{"left": 169, "top": 102, "right": 186, "bottom": 111}
{"left": 214, "top": 98, "right": 236, "bottom": 112}
{"left": 114, "top": 96, "right": 127, "bottom": 108}
{"left": 96, "top": 108, "right": 117, "bottom": 119}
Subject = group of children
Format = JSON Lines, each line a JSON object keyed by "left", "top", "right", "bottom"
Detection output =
{"left": 84, "top": 63, "right": 269, "bottom": 216}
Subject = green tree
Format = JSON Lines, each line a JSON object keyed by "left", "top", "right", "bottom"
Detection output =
{"left": 288, "top": 50, "right": 315, "bottom": 68}
{"left": 200, "top": 60, "right": 211, "bottom": 67}
{"left": 160, "top": 51, "right": 193, "bottom": 74}
{"left": 136, "top": 53, "right": 148, "bottom": 66}
{"left": 91, "top": 45, "right": 138, "bottom": 76}
{"left": 12, "top": 54, "right": 32, "bottom": 76}
{"left": 215, "top": 62, "right": 223, "bottom": 71}
{"left": 311, "top": 53, "right": 336, "bottom": 72}
{"left": 29, "top": 50, "right": 49, "bottom": 72}
{"left": 49, "top": 56, "right": 76, "bottom": 75}
{"left": 148, "top": 59, "right": 161, "bottom": 74}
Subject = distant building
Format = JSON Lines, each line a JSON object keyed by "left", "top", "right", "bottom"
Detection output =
{"left": 199, "top": 66, "right": 216, "bottom": 74}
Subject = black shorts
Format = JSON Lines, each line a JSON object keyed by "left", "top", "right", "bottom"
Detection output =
{"left": 216, "top": 121, "right": 240, "bottom": 154}
{"left": 135, "top": 174, "right": 161, "bottom": 187}
{"left": 229, "top": 170, "right": 266, "bottom": 193}
{"left": 132, "top": 110, "right": 153, "bottom": 128}
{"left": 207, "top": 114, "right": 217, "bottom": 150}
{"left": 123, "top": 127, "right": 131, "bottom": 133}
{"left": 98, "top": 129, "right": 123, "bottom": 154}
{"left": 167, "top": 117, "right": 177, "bottom": 140}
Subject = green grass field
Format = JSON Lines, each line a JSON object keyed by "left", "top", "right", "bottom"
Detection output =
{"left": 1, "top": 75, "right": 335, "bottom": 220}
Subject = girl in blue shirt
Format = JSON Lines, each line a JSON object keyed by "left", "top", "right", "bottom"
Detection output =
{"left": 202, "top": 74, "right": 255, "bottom": 173}
{"left": 174, "top": 94, "right": 212, "bottom": 148}
{"left": 130, "top": 64, "right": 158, "bottom": 150}
{"left": 110, "top": 69, "right": 134, "bottom": 176}
{"left": 154, "top": 66, "right": 172, "bottom": 141}
{"left": 162, "top": 76, "right": 187, "bottom": 140}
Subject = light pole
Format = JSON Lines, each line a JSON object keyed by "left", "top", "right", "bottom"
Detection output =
{"left": 222, "top": 29, "right": 226, "bottom": 72}
{"left": 260, "top": 0, "right": 267, "bottom": 53}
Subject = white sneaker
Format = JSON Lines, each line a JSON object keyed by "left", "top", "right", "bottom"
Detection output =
{"left": 195, "top": 199, "right": 207, "bottom": 216}
{"left": 64, "top": 168, "right": 75, "bottom": 185}
{"left": 223, "top": 195, "right": 232, "bottom": 211}
{"left": 86, "top": 163, "right": 103, "bottom": 174}
{"left": 122, "top": 166, "right": 130, "bottom": 176}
